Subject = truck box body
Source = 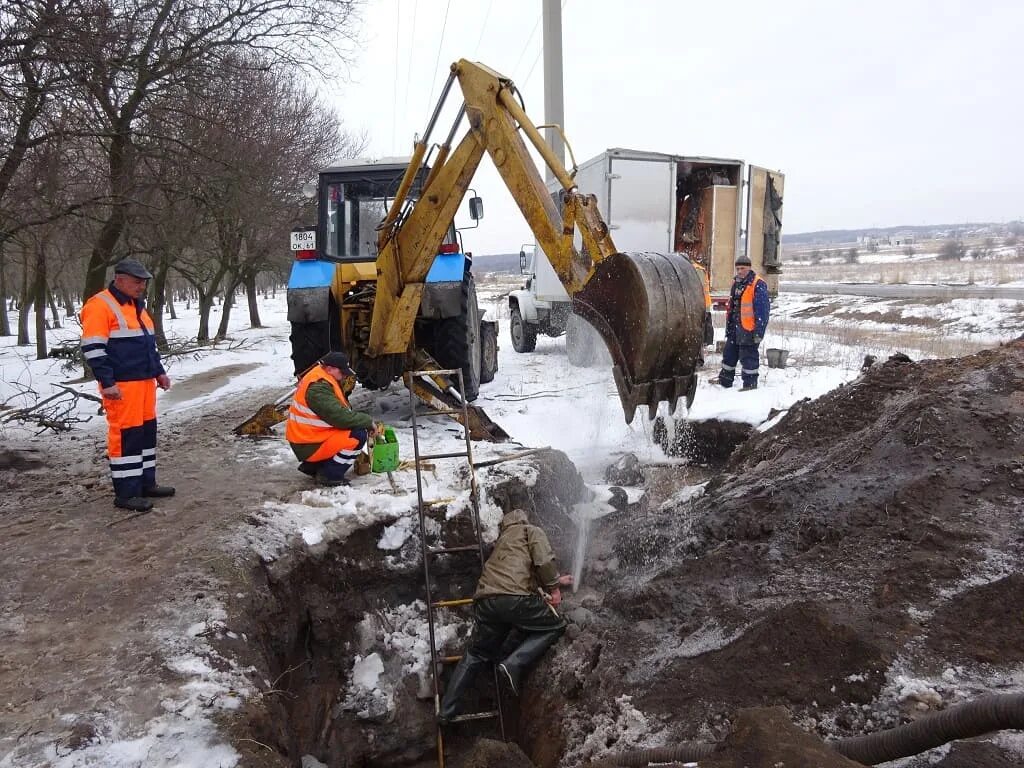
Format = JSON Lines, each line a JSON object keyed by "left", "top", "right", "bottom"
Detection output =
{"left": 532, "top": 148, "right": 783, "bottom": 304}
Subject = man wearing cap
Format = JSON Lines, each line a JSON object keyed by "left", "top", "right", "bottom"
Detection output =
{"left": 80, "top": 259, "right": 174, "bottom": 512}
{"left": 285, "top": 351, "right": 384, "bottom": 486}
{"left": 719, "top": 255, "right": 770, "bottom": 390}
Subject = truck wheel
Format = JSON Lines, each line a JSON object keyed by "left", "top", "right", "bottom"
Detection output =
{"left": 480, "top": 321, "right": 498, "bottom": 384}
{"left": 565, "top": 314, "right": 596, "bottom": 367}
{"left": 432, "top": 271, "right": 482, "bottom": 401}
{"left": 510, "top": 305, "right": 537, "bottom": 353}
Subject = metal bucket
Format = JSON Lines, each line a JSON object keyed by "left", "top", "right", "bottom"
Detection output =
{"left": 572, "top": 251, "right": 705, "bottom": 423}
{"left": 766, "top": 348, "right": 789, "bottom": 369}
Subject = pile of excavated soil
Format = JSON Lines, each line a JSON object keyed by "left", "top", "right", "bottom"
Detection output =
{"left": 516, "top": 341, "right": 1024, "bottom": 767}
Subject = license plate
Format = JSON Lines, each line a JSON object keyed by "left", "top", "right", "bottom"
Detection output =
{"left": 290, "top": 230, "right": 316, "bottom": 250}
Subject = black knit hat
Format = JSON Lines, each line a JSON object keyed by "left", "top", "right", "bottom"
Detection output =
{"left": 735, "top": 254, "right": 752, "bottom": 267}
{"left": 320, "top": 351, "right": 355, "bottom": 375}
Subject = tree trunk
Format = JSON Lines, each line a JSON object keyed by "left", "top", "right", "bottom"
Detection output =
{"left": 47, "top": 289, "right": 61, "bottom": 329}
{"left": 82, "top": 129, "right": 132, "bottom": 300}
{"left": 61, "top": 287, "right": 75, "bottom": 318}
{"left": 17, "top": 262, "right": 31, "bottom": 346}
{"left": 196, "top": 291, "right": 214, "bottom": 342}
{"left": 34, "top": 263, "right": 47, "bottom": 360}
{"left": 245, "top": 271, "right": 263, "bottom": 328}
{"left": 0, "top": 240, "right": 10, "bottom": 337}
{"left": 151, "top": 259, "right": 169, "bottom": 350}
{"left": 215, "top": 281, "right": 239, "bottom": 340}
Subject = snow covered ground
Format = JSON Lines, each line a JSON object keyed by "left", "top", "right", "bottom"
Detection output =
{"left": 1, "top": 282, "right": 1021, "bottom": 767}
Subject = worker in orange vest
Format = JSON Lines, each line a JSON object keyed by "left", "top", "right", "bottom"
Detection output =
{"left": 718, "top": 255, "right": 770, "bottom": 390}
{"left": 286, "top": 351, "right": 383, "bottom": 486}
{"left": 80, "top": 258, "right": 174, "bottom": 512}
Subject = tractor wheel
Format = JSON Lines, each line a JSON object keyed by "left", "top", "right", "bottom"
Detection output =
{"left": 480, "top": 321, "right": 498, "bottom": 384}
{"left": 432, "top": 271, "right": 482, "bottom": 401}
{"left": 510, "top": 304, "right": 537, "bottom": 353}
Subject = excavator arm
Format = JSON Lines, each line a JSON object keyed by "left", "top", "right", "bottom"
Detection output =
{"left": 370, "top": 59, "right": 706, "bottom": 422}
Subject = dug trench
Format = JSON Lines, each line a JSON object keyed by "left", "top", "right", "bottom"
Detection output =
{"left": 228, "top": 341, "right": 1024, "bottom": 767}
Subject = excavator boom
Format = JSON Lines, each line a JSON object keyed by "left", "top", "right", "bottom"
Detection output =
{"left": 370, "top": 59, "right": 705, "bottom": 422}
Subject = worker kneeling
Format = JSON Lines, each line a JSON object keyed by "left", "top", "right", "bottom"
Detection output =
{"left": 439, "top": 508, "right": 573, "bottom": 723}
{"left": 285, "top": 352, "right": 383, "bottom": 486}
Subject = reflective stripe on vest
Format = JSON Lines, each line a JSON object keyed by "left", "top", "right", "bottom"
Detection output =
{"left": 286, "top": 365, "right": 351, "bottom": 444}
{"left": 95, "top": 290, "right": 152, "bottom": 336}
{"left": 740, "top": 276, "right": 766, "bottom": 332}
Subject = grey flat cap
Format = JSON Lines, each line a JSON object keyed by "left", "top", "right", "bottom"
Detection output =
{"left": 114, "top": 258, "right": 153, "bottom": 279}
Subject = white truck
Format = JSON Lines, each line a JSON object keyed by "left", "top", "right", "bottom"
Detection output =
{"left": 508, "top": 147, "right": 785, "bottom": 365}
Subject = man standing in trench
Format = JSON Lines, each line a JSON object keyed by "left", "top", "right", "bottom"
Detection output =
{"left": 718, "top": 254, "right": 770, "bottom": 390}
{"left": 80, "top": 258, "right": 174, "bottom": 512}
{"left": 285, "top": 351, "right": 383, "bottom": 486}
{"left": 439, "top": 508, "right": 573, "bottom": 723}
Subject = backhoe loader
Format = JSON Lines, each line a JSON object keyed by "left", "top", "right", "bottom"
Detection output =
{"left": 368, "top": 59, "right": 705, "bottom": 422}
{"left": 237, "top": 59, "right": 705, "bottom": 437}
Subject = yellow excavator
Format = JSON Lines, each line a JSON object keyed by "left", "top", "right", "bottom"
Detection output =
{"left": 372, "top": 59, "right": 704, "bottom": 423}
{"left": 237, "top": 59, "right": 705, "bottom": 437}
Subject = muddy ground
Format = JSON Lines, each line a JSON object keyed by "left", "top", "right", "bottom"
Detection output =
{"left": 2, "top": 342, "right": 1023, "bottom": 767}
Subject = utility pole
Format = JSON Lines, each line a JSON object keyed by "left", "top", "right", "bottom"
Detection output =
{"left": 542, "top": 0, "right": 564, "bottom": 182}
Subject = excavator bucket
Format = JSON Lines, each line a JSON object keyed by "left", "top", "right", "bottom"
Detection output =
{"left": 572, "top": 251, "right": 706, "bottom": 423}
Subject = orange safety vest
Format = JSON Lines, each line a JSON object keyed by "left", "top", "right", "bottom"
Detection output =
{"left": 692, "top": 263, "right": 712, "bottom": 310}
{"left": 738, "top": 275, "right": 767, "bottom": 332}
{"left": 285, "top": 365, "right": 351, "bottom": 444}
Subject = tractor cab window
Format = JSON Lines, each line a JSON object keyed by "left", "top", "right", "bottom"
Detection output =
{"left": 321, "top": 179, "right": 390, "bottom": 261}
{"left": 320, "top": 169, "right": 457, "bottom": 262}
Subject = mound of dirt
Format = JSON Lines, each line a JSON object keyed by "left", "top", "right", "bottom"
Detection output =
{"left": 536, "top": 343, "right": 1024, "bottom": 766}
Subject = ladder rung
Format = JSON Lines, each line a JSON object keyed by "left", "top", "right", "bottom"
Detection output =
{"left": 447, "top": 710, "right": 499, "bottom": 724}
{"left": 432, "top": 598, "right": 473, "bottom": 608}
{"left": 429, "top": 545, "right": 479, "bottom": 555}
{"left": 418, "top": 450, "right": 470, "bottom": 461}
{"left": 438, "top": 655, "right": 462, "bottom": 664}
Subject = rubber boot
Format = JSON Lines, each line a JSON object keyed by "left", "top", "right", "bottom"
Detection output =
{"left": 497, "top": 629, "right": 562, "bottom": 696}
{"left": 142, "top": 485, "right": 175, "bottom": 497}
{"left": 438, "top": 649, "right": 489, "bottom": 722}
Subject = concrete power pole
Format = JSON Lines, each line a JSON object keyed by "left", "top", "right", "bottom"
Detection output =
{"left": 542, "top": 0, "right": 565, "bottom": 183}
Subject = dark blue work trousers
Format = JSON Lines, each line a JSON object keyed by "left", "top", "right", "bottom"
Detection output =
{"left": 719, "top": 341, "right": 760, "bottom": 388}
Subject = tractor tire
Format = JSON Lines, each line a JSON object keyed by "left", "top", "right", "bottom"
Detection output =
{"left": 431, "top": 271, "right": 482, "bottom": 401}
{"left": 480, "top": 321, "right": 498, "bottom": 384}
{"left": 510, "top": 304, "right": 537, "bottom": 353}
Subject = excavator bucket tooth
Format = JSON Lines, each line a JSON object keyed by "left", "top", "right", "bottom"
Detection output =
{"left": 572, "top": 251, "right": 705, "bottom": 423}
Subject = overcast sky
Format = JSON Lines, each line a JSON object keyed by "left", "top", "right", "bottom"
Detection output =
{"left": 320, "top": 0, "right": 1024, "bottom": 254}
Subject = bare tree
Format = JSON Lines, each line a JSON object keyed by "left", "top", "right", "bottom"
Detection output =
{"left": 938, "top": 239, "right": 964, "bottom": 261}
{"left": 845, "top": 247, "right": 859, "bottom": 264}
{"left": 65, "top": 0, "right": 362, "bottom": 300}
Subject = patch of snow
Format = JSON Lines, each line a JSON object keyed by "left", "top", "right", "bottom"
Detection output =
{"left": 563, "top": 695, "right": 664, "bottom": 766}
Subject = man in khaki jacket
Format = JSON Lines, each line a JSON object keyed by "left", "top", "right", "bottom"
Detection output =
{"left": 439, "top": 508, "right": 573, "bottom": 722}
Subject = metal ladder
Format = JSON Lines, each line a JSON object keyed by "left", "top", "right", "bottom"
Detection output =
{"left": 405, "top": 367, "right": 506, "bottom": 768}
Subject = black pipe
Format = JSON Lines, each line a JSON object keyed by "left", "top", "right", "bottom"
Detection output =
{"left": 586, "top": 694, "right": 1024, "bottom": 767}
{"left": 586, "top": 743, "right": 715, "bottom": 768}
{"left": 832, "top": 693, "right": 1024, "bottom": 765}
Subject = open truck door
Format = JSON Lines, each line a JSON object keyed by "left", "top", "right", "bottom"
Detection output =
{"left": 745, "top": 166, "right": 785, "bottom": 295}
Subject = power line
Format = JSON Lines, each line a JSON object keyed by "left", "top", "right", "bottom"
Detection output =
{"left": 510, "top": 11, "right": 542, "bottom": 81}
{"left": 392, "top": 0, "right": 401, "bottom": 153}
{"left": 426, "top": 0, "right": 452, "bottom": 112}
{"left": 472, "top": 0, "right": 494, "bottom": 59}
{"left": 400, "top": 0, "right": 419, "bottom": 147}
{"left": 523, "top": 0, "right": 569, "bottom": 88}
